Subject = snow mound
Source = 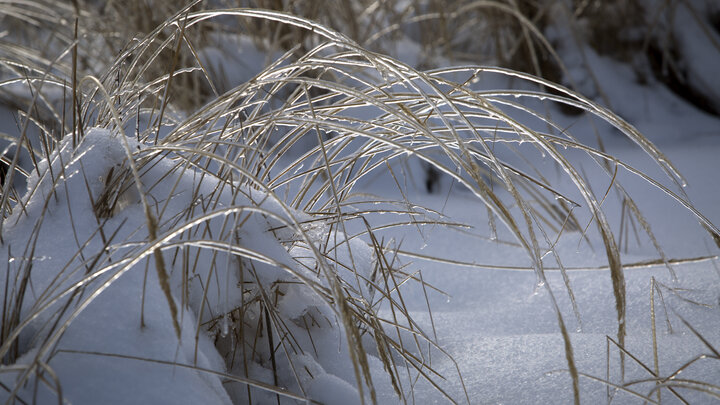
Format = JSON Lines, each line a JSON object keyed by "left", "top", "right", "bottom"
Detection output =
{"left": 0, "top": 128, "right": 388, "bottom": 404}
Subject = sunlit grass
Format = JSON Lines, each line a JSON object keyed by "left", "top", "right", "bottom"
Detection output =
{"left": 0, "top": 1, "right": 718, "bottom": 404}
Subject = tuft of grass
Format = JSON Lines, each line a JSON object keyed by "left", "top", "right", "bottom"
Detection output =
{"left": 0, "top": 2, "right": 718, "bottom": 404}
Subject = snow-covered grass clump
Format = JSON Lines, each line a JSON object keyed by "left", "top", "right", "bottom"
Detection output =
{"left": 1, "top": 128, "right": 235, "bottom": 403}
{"left": 0, "top": 125, "right": 400, "bottom": 404}
{"left": 1, "top": 2, "right": 719, "bottom": 404}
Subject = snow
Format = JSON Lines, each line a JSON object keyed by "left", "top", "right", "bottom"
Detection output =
{"left": 0, "top": 129, "right": 233, "bottom": 404}
{"left": 1, "top": 5, "right": 720, "bottom": 405}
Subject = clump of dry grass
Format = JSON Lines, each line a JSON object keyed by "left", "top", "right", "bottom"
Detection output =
{"left": 0, "top": 1, "right": 718, "bottom": 404}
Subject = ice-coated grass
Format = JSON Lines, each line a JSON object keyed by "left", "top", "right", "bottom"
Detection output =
{"left": 0, "top": 1, "right": 718, "bottom": 404}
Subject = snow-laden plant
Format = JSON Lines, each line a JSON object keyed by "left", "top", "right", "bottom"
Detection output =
{"left": 0, "top": 2, "right": 719, "bottom": 404}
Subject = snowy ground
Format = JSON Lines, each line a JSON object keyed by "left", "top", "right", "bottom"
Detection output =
{"left": 369, "top": 135, "right": 720, "bottom": 404}
{"left": 362, "top": 70, "right": 720, "bottom": 403}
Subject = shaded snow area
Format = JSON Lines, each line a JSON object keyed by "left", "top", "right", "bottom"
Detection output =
{"left": 1, "top": 3, "right": 720, "bottom": 405}
{"left": 0, "top": 129, "right": 379, "bottom": 404}
{"left": 377, "top": 86, "right": 720, "bottom": 403}
{"left": 0, "top": 130, "right": 230, "bottom": 404}
{"left": 367, "top": 141, "right": 720, "bottom": 404}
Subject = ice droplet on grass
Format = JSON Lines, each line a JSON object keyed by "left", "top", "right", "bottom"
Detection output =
{"left": 8, "top": 255, "right": 50, "bottom": 263}
{"left": 532, "top": 280, "right": 546, "bottom": 296}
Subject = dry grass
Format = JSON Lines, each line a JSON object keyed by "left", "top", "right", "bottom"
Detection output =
{"left": 0, "top": 1, "right": 718, "bottom": 404}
